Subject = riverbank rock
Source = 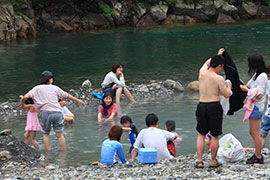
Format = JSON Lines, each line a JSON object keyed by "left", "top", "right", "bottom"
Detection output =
{"left": 187, "top": 81, "right": 199, "bottom": 92}
{"left": 216, "top": 13, "right": 235, "bottom": 24}
{"left": 2, "top": 148, "right": 270, "bottom": 179}
{"left": 0, "top": 130, "right": 42, "bottom": 168}
{"left": 81, "top": 79, "right": 92, "bottom": 89}
{"left": 0, "top": 0, "right": 36, "bottom": 41}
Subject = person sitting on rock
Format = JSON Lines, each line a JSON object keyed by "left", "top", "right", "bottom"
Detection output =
{"left": 101, "top": 62, "right": 134, "bottom": 105}
{"left": 59, "top": 99, "right": 75, "bottom": 124}
{"left": 19, "top": 70, "right": 85, "bottom": 151}
{"left": 131, "top": 113, "right": 177, "bottom": 161}
{"left": 100, "top": 125, "right": 127, "bottom": 165}
{"left": 98, "top": 92, "right": 118, "bottom": 123}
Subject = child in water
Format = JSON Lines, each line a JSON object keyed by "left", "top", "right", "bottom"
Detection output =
{"left": 165, "top": 120, "right": 180, "bottom": 157}
{"left": 59, "top": 99, "right": 75, "bottom": 124}
{"left": 120, "top": 115, "right": 138, "bottom": 153}
{"left": 19, "top": 96, "right": 41, "bottom": 150}
{"left": 98, "top": 92, "right": 118, "bottom": 123}
{"left": 204, "top": 133, "right": 211, "bottom": 151}
{"left": 100, "top": 125, "right": 127, "bottom": 165}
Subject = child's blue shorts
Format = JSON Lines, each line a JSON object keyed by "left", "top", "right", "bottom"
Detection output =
{"left": 249, "top": 106, "right": 263, "bottom": 119}
{"left": 260, "top": 115, "right": 270, "bottom": 138}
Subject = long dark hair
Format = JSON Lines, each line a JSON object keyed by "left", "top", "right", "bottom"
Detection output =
{"left": 248, "top": 53, "right": 266, "bottom": 80}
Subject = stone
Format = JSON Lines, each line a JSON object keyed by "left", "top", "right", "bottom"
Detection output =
{"left": 136, "top": 14, "right": 158, "bottom": 27}
{"left": 214, "top": 0, "right": 225, "bottom": 9}
{"left": 0, "top": 129, "right": 12, "bottom": 135}
{"left": 257, "top": 5, "right": 270, "bottom": 18}
{"left": 187, "top": 81, "right": 199, "bottom": 92}
{"left": 172, "top": 82, "right": 184, "bottom": 92}
{"left": 137, "top": 85, "right": 149, "bottom": 93}
{"left": 216, "top": 13, "right": 235, "bottom": 24}
{"left": 150, "top": 5, "right": 168, "bottom": 22}
{"left": 242, "top": 2, "right": 258, "bottom": 17}
{"left": 53, "top": 20, "right": 73, "bottom": 32}
{"left": 163, "top": 79, "right": 176, "bottom": 88}
{"left": 81, "top": 80, "right": 92, "bottom": 89}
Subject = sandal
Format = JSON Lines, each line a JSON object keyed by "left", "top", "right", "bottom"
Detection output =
{"left": 195, "top": 161, "right": 204, "bottom": 168}
{"left": 209, "top": 160, "right": 221, "bottom": 168}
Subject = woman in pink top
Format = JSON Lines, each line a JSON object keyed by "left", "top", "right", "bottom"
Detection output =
{"left": 98, "top": 92, "right": 118, "bottom": 123}
{"left": 19, "top": 96, "right": 41, "bottom": 150}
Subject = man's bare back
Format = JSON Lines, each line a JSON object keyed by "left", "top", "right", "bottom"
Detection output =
{"left": 199, "top": 49, "right": 232, "bottom": 102}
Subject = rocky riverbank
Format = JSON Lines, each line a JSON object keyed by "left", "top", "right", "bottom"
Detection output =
{"left": 1, "top": 0, "right": 270, "bottom": 41}
{"left": 0, "top": 79, "right": 199, "bottom": 118}
{"left": 1, "top": 145, "right": 270, "bottom": 179}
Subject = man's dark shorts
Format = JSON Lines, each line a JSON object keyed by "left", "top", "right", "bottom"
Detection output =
{"left": 196, "top": 102, "right": 223, "bottom": 136}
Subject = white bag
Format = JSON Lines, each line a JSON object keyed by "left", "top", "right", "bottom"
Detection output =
{"left": 217, "top": 133, "right": 245, "bottom": 163}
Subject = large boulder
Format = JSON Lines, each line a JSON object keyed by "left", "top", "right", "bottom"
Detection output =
{"left": 136, "top": 14, "right": 158, "bottom": 27}
{"left": 172, "top": 81, "right": 184, "bottom": 92}
{"left": 81, "top": 79, "right": 92, "bottom": 89}
{"left": 257, "top": 5, "right": 270, "bottom": 18}
{"left": 81, "top": 13, "right": 111, "bottom": 30}
{"left": 171, "top": 0, "right": 196, "bottom": 16}
{"left": 150, "top": 5, "right": 168, "bottom": 22}
{"left": 163, "top": 79, "right": 176, "bottom": 88}
{"left": 187, "top": 81, "right": 199, "bottom": 92}
{"left": 219, "top": 1, "right": 238, "bottom": 18}
{"left": 242, "top": 2, "right": 258, "bottom": 17}
{"left": 216, "top": 13, "right": 235, "bottom": 24}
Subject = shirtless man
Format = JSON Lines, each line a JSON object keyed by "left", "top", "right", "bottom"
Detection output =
{"left": 195, "top": 48, "right": 232, "bottom": 168}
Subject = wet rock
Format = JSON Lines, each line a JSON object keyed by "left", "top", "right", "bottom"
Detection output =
{"left": 81, "top": 79, "right": 92, "bottom": 89}
{"left": 137, "top": 85, "right": 149, "bottom": 93}
{"left": 136, "top": 14, "right": 158, "bottom": 27}
{"left": 172, "top": 82, "right": 184, "bottom": 92}
{"left": 216, "top": 13, "right": 235, "bottom": 24}
{"left": 163, "top": 79, "right": 175, "bottom": 88}
{"left": 0, "top": 129, "right": 12, "bottom": 135}
{"left": 257, "top": 5, "right": 270, "bottom": 18}
{"left": 187, "top": 81, "right": 199, "bottom": 92}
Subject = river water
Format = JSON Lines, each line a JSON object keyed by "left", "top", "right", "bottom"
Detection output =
{"left": 1, "top": 20, "right": 270, "bottom": 166}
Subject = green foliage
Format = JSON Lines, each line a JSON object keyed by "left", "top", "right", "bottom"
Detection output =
{"left": 10, "top": 0, "right": 21, "bottom": 9}
{"left": 98, "top": 1, "right": 115, "bottom": 17}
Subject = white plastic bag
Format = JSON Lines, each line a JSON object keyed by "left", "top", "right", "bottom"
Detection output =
{"left": 217, "top": 133, "right": 245, "bottom": 163}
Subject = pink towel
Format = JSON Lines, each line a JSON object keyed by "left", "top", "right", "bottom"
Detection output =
{"left": 243, "top": 88, "right": 259, "bottom": 122}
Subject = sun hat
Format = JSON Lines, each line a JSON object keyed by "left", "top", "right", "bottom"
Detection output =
{"left": 41, "top": 70, "right": 54, "bottom": 77}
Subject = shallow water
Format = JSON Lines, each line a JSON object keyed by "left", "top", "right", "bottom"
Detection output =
{"left": 1, "top": 20, "right": 270, "bottom": 166}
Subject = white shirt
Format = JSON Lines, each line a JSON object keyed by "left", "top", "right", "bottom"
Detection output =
{"left": 134, "top": 127, "right": 175, "bottom": 160}
{"left": 247, "top": 73, "right": 268, "bottom": 111}
{"left": 101, "top": 72, "right": 126, "bottom": 89}
{"left": 264, "top": 80, "right": 270, "bottom": 116}
{"left": 62, "top": 106, "right": 72, "bottom": 115}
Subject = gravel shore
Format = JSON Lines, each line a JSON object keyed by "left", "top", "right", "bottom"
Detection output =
{"left": 1, "top": 148, "right": 270, "bottom": 180}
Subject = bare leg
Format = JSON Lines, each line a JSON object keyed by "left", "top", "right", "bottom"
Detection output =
{"left": 43, "top": 133, "right": 51, "bottom": 151}
{"left": 210, "top": 135, "right": 219, "bottom": 165}
{"left": 123, "top": 88, "right": 134, "bottom": 102}
{"left": 261, "top": 136, "right": 266, "bottom": 148}
{"left": 29, "top": 131, "right": 40, "bottom": 150}
{"left": 115, "top": 88, "right": 123, "bottom": 105}
{"left": 56, "top": 132, "right": 66, "bottom": 151}
{"left": 249, "top": 118, "right": 262, "bottom": 158}
{"left": 196, "top": 133, "right": 205, "bottom": 162}
{"left": 24, "top": 131, "right": 30, "bottom": 145}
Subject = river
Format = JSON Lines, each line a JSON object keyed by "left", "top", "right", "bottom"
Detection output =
{"left": 1, "top": 20, "right": 270, "bottom": 166}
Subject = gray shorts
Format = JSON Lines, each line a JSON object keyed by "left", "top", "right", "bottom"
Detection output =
{"left": 40, "top": 111, "right": 64, "bottom": 134}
